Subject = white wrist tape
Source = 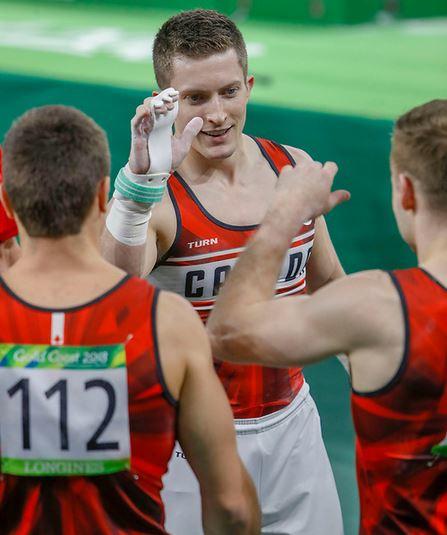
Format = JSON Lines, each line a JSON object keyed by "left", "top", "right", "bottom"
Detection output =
{"left": 148, "top": 88, "right": 179, "bottom": 174}
{"left": 106, "top": 196, "right": 153, "bottom": 246}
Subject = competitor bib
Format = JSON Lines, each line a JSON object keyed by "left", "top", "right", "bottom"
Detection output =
{"left": 0, "top": 344, "right": 130, "bottom": 476}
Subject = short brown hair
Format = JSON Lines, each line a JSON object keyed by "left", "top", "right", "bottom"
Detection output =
{"left": 3, "top": 105, "right": 110, "bottom": 237}
{"left": 392, "top": 99, "right": 447, "bottom": 209}
{"left": 153, "top": 9, "right": 248, "bottom": 88}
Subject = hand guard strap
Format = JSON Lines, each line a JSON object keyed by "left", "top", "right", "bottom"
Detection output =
{"left": 114, "top": 164, "right": 169, "bottom": 204}
{"left": 147, "top": 88, "right": 178, "bottom": 173}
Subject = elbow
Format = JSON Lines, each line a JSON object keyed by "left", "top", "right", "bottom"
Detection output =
{"left": 221, "top": 498, "right": 253, "bottom": 531}
{"left": 204, "top": 494, "right": 260, "bottom": 535}
{"left": 208, "top": 315, "right": 267, "bottom": 366}
{"left": 207, "top": 319, "right": 246, "bottom": 363}
{"left": 207, "top": 321, "right": 227, "bottom": 360}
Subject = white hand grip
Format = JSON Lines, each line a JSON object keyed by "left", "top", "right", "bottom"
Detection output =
{"left": 148, "top": 87, "right": 179, "bottom": 174}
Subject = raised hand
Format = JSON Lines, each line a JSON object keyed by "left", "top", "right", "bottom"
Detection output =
{"left": 129, "top": 88, "right": 202, "bottom": 175}
{"left": 276, "top": 161, "right": 350, "bottom": 220}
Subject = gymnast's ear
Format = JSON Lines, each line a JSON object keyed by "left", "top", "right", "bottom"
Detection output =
{"left": 97, "top": 176, "right": 110, "bottom": 214}
{"left": 0, "top": 184, "right": 14, "bottom": 219}
{"left": 399, "top": 173, "right": 416, "bottom": 212}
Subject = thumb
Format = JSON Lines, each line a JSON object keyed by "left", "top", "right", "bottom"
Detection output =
{"left": 179, "top": 117, "right": 203, "bottom": 148}
{"left": 328, "top": 189, "right": 351, "bottom": 212}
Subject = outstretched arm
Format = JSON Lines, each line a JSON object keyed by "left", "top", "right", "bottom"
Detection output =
{"left": 208, "top": 161, "right": 354, "bottom": 367}
{"left": 208, "top": 161, "right": 404, "bottom": 394}
{"left": 209, "top": 269, "right": 391, "bottom": 367}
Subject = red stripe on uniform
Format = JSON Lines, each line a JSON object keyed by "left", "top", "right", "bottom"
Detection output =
{"left": 163, "top": 251, "right": 240, "bottom": 267}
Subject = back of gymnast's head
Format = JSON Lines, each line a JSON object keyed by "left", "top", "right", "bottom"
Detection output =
{"left": 2, "top": 105, "right": 110, "bottom": 238}
{"left": 392, "top": 99, "right": 447, "bottom": 212}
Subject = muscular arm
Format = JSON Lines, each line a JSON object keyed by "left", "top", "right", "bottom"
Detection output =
{"left": 210, "top": 262, "right": 403, "bottom": 394}
{"left": 157, "top": 292, "right": 260, "bottom": 535}
{"left": 209, "top": 270, "right": 387, "bottom": 364}
{"left": 208, "top": 161, "right": 354, "bottom": 365}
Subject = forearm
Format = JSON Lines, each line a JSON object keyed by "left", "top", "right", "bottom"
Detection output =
{"left": 101, "top": 226, "right": 151, "bottom": 277}
{"left": 102, "top": 167, "right": 162, "bottom": 276}
{"left": 209, "top": 160, "right": 348, "bottom": 363}
{"left": 209, "top": 191, "right": 311, "bottom": 329}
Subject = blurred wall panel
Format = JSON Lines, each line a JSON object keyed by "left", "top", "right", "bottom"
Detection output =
{"left": 11, "top": 0, "right": 445, "bottom": 24}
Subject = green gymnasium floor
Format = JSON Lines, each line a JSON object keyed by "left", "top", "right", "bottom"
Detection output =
{"left": 0, "top": 2, "right": 446, "bottom": 533}
{"left": 0, "top": 0, "right": 446, "bottom": 119}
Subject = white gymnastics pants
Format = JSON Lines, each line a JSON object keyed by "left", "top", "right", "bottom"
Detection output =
{"left": 161, "top": 382, "right": 344, "bottom": 535}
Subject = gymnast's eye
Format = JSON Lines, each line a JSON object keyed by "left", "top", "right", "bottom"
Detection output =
{"left": 225, "top": 87, "right": 239, "bottom": 97}
{"left": 187, "top": 94, "right": 205, "bottom": 104}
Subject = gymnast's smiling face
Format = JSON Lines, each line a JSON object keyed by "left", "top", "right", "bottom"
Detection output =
{"left": 169, "top": 48, "right": 254, "bottom": 162}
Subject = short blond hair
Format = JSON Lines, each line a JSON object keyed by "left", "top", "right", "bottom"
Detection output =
{"left": 153, "top": 9, "right": 248, "bottom": 89}
{"left": 392, "top": 99, "right": 447, "bottom": 209}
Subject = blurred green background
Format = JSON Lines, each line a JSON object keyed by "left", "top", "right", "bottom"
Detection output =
{"left": 0, "top": 1, "right": 446, "bottom": 533}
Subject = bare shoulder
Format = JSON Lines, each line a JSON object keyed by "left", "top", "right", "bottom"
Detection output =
{"left": 312, "top": 269, "right": 402, "bottom": 348}
{"left": 283, "top": 144, "right": 313, "bottom": 165}
{"left": 156, "top": 291, "right": 211, "bottom": 362}
{"left": 340, "top": 271, "right": 407, "bottom": 390}
{"left": 317, "top": 269, "right": 400, "bottom": 310}
{"left": 343, "top": 268, "right": 396, "bottom": 289}
{"left": 157, "top": 291, "right": 206, "bottom": 339}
